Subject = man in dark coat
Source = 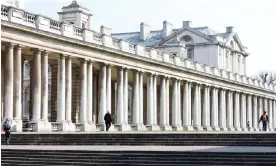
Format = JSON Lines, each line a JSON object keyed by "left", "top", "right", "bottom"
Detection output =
{"left": 104, "top": 111, "right": 112, "bottom": 131}
{"left": 2, "top": 118, "right": 12, "bottom": 144}
{"left": 259, "top": 111, "right": 269, "bottom": 131}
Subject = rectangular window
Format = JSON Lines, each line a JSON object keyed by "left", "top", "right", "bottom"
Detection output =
{"left": 187, "top": 48, "right": 194, "bottom": 60}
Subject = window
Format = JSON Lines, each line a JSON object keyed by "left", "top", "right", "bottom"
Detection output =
{"left": 226, "top": 51, "right": 229, "bottom": 69}
{"left": 230, "top": 41, "right": 234, "bottom": 49}
{"left": 69, "top": 21, "right": 74, "bottom": 25}
{"left": 181, "top": 35, "right": 193, "bottom": 44}
{"left": 82, "top": 21, "right": 86, "bottom": 28}
{"left": 187, "top": 48, "right": 194, "bottom": 60}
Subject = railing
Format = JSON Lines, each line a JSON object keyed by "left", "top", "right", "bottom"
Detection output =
{"left": 1, "top": 4, "right": 276, "bottom": 93}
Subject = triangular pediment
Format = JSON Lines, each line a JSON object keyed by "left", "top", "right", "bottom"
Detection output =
{"left": 157, "top": 27, "right": 214, "bottom": 46}
{"left": 225, "top": 33, "right": 245, "bottom": 52}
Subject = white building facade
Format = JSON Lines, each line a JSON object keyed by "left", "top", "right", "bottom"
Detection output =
{"left": 1, "top": 1, "right": 276, "bottom": 132}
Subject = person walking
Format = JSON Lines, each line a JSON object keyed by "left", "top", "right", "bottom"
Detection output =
{"left": 2, "top": 118, "right": 12, "bottom": 144}
{"left": 259, "top": 111, "right": 269, "bottom": 131}
{"left": 104, "top": 111, "right": 112, "bottom": 132}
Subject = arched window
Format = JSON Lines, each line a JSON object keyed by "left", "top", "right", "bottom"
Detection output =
{"left": 230, "top": 41, "right": 234, "bottom": 49}
{"left": 181, "top": 35, "right": 193, "bottom": 43}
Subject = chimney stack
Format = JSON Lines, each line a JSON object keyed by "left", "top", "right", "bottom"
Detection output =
{"left": 163, "top": 20, "right": 174, "bottom": 38}
{"left": 226, "top": 26, "right": 234, "bottom": 33}
{"left": 182, "top": 21, "right": 192, "bottom": 27}
{"left": 140, "top": 22, "right": 151, "bottom": 41}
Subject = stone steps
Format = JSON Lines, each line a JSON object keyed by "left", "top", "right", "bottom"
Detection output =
{"left": 2, "top": 133, "right": 276, "bottom": 146}
{"left": 2, "top": 150, "right": 276, "bottom": 165}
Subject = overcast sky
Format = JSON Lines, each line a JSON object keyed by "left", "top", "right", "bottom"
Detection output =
{"left": 23, "top": 0, "right": 276, "bottom": 76}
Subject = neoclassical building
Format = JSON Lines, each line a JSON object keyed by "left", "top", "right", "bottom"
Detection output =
{"left": 1, "top": 0, "right": 276, "bottom": 132}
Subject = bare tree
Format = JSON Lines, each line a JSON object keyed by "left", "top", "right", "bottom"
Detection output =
{"left": 258, "top": 72, "right": 276, "bottom": 85}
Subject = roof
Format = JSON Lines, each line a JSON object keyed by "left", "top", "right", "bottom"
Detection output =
{"left": 112, "top": 26, "right": 227, "bottom": 46}
{"left": 62, "top": 0, "right": 89, "bottom": 11}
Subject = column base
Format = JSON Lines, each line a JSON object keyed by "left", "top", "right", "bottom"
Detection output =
{"left": 203, "top": 126, "right": 213, "bottom": 131}
{"left": 241, "top": 127, "right": 248, "bottom": 131}
{"left": 146, "top": 125, "right": 160, "bottom": 131}
{"left": 220, "top": 127, "right": 228, "bottom": 131}
{"left": 160, "top": 125, "right": 172, "bottom": 131}
{"left": 234, "top": 127, "right": 242, "bottom": 131}
{"left": 211, "top": 126, "right": 220, "bottom": 131}
{"left": 227, "top": 127, "right": 235, "bottom": 131}
{"left": 40, "top": 121, "right": 52, "bottom": 132}
{"left": 114, "top": 124, "right": 131, "bottom": 131}
{"left": 253, "top": 128, "right": 259, "bottom": 131}
{"left": 183, "top": 125, "right": 194, "bottom": 131}
{"left": 12, "top": 120, "right": 22, "bottom": 132}
{"left": 131, "top": 124, "right": 147, "bottom": 131}
{"left": 194, "top": 126, "right": 204, "bottom": 131}
{"left": 172, "top": 125, "right": 183, "bottom": 131}
{"left": 31, "top": 121, "right": 47, "bottom": 132}
{"left": 80, "top": 122, "right": 96, "bottom": 132}
{"left": 57, "top": 122, "right": 76, "bottom": 132}
{"left": 248, "top": 128, "right": 254, "bottom": 131}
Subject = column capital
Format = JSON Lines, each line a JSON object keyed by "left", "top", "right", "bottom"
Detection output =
{"left": 30, "top": 48, "right": 43, "bottom": 54}
{"left": 41, "top": 50, "right": 50, "bottom": 55}
{"left": 5, "top": 42, "right": 16, "bottom": 49}
{"left": 15, "top": 44, "right": 25, "bottom": 50}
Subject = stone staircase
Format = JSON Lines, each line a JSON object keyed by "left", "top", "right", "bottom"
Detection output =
{"left": 2, "top": 149, "right": 276, "bottom": 165}
{"left": 2, "top": 132, "right": 276, "bottom": 165}
{"left": 1, "top": 132, "right": 276, "bottom": 146}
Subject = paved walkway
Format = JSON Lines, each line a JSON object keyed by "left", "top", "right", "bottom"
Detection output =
{"left": 2, "top": 131, "right": 276, "bottom": 134}
{"left": 2, "top": 145, "right": 276, "bottom": 153}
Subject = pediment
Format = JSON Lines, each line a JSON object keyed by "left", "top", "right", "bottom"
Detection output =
{"left": 226, "top": 33, "right": 244, "bottom": 52}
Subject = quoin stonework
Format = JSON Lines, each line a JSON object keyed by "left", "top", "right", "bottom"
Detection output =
{"left": 1, "top": 0, "right": 276, "bottom": 132}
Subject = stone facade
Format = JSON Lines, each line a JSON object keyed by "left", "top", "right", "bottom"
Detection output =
{"left": 1, "top": 3, "right": 276, "bottom": 132}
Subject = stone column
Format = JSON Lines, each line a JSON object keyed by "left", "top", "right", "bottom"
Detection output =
{"left": 252, "top": 96, "right": 258, "bottom": 131}
{"left": 79, "top": 59, "right": 88, "bottom": 131}
{"left": 64, "top": 56, "right": 75, "bottom": 131}
{"left": 219, "top": 89, "right": 227, "bottom": 131}
{"left": 159, "top": 76, "right": 166, "bottom": 130}
{"left": 106, "top": 64, "right": 111, "bottom": 114}
{"left": 258, "top": 97, "right": 263, "bottom": 131}
{"left": 139, "top": 71, "right": 144, "bottom": 127}
{"left": 98, "top": 64, "right": 106, "bottom": 127}
{"left": 211, "top": 87, "right": 219, "bottom": 130}
{"left": 226, "top": 91, "right": 234, "bottom": 131}
{"left": 123, "top": 68, "right": 128, "bottom": 125}
{"left": 246, "top": 94, "right": 253, "bottom": 131}
{"left": 4, "top": 43, "right": 14, "bottom": 120}
{"left": 13, "top": 45, "right": 23, "bottom": 131}
{"left": 57, "top": 55, "right": 66, "bottom": 123}
{"left": 202, "top": 85, "right": 211, "bottom": 130}
{"left": 153, "top": 74, "right": 158, "bottom": 127}
{"left": 172, "top": 79, "right": 178, "bottom": 129}
{"left": 193, "top": 83, "right": 203, "bottom": 130}
{"left": 86, "top": 61, "right": 93, "bottom": 124}
{"left": 40, "top": 51, "right": 51, "bottom": 131}
{"left": 116, "top": 67, "right": 124, "bottom": 125}
{"left": 273, "top": 100, "right": 276, "bottom": 131}
{"left": 132, "top": 70, "right": 140, "bottom": 126}
{"left": 147, "top": 73, "right": 154, "bottom": 126}
{"left": 166, "top": 77, "right": 171, "bottom": 128}
{"left": 234, "top": 92, "right": 241, "bottom": 131}
{"left": 268, "top": 99, "right": 273, "bottom": 131}
{"left": 240, "top": 93, "right": 247, "bottom": 131}
{"left": 31, "top": 49, "right": 43, "bottom": 131}
{"left": 183, "top": 81, "right": 193, "bottom": 130}
{"left": 177, "top": 80, "right": 182, "bottom": 127}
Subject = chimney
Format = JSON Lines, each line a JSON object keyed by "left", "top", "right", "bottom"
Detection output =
{"left": 140, "top": 22, "right": 151, "bottom": 41}
{"left": 163, "top": 20, "right": 174, "bottom": 38}
{"left": 100, "top": 25, "right": 112, "bottom": 35}
{"left": 183, "top": 21, "right": 192, "bottom": 27}
{"left": 226, "top": 26, "right": 234, "bottom": 33}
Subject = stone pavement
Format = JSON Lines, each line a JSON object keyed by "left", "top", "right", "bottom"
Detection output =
{"left": 2, "top": 145, "right": 276, "bottom": 153}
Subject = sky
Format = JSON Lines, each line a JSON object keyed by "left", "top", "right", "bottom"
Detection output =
{"left": 23, "top": 0, "right": 276, "bottom": 76}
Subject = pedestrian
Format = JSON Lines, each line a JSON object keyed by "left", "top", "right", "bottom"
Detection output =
{"left": 104, "top": 111, "right": 112, "bottom": 131}
{"left": 2, "top": 118, "right": 12, "bottom": 144}
{"left": 259, "top": 111, "right": 269, "bottom": 131}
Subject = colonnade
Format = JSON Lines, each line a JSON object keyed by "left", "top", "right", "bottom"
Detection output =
{"left": 2, "top": 42, "right": 276, "bottom": 132}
